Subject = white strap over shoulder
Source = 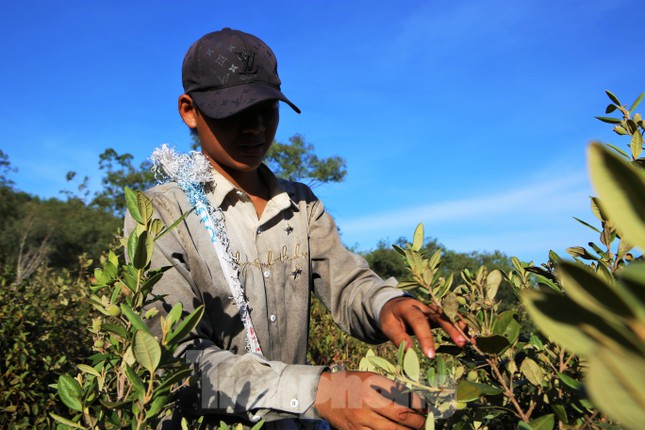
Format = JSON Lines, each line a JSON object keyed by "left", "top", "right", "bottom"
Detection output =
{"left": 150, "top": 144, "right": 263, "bottom": 355}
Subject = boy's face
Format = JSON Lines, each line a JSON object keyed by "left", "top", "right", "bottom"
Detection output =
{"left": 194, "top": 99, "right": 279, "bottom": 175}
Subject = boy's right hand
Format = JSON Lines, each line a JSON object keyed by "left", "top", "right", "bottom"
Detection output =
{"left": 314, "top": 370, "right": 426, "bottom": 430}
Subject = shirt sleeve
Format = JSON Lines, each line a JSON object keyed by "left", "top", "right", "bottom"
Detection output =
{"left": 124, "top": 188, "right": 327, "bottom": 424}
{"left": 306, "top": 195, "right": 405, "bottom": 343}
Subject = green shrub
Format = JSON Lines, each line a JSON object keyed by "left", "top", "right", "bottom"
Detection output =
{"left": 523, "top": 91, "right": 645, "bottom": 429}
{"left": 51, "top": 187, "right": 205, "bottom": 429}
{"left": 0, "top": 260, "right": 94, "bottom": 429}
{"left": 362, "top": 90, "right": 644, "bottom": 430}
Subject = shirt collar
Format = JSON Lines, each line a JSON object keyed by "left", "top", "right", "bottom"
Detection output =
{"left": 206, "top": 164, "right": 299, "bottom": 212}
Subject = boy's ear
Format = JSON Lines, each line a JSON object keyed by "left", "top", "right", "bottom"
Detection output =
{"left": 178, "top": 94, "right": 199, "bottom": 129}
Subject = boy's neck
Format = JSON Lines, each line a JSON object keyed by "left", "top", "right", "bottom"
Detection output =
{"left": 212, "top": 162, "right": 270, "bottom": 218}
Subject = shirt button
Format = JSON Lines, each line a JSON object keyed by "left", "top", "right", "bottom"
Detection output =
{"left": 257, "top": 227, "right": 262, "bottom": 234}
{"left": 263, "top": 270, "right": 271, "bottom": 278}
{"left": 269, "top": 314, "right": 277, "bottom": 323}
{"left": 290, "top": 399, "right": 299, "bottom": 408}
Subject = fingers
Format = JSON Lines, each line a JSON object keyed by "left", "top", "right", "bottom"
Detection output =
{"left": 403, "top": 303, "right": 437, "bottom": 359}
{"left": 370, "top": 376, "right": 427, "bottom": 429}
{"left": 363, "top": 376, "right": 427, "bottom": 430}
{"left": 382, "top": 297, "right": 436, "bottom": 358}
{"left": 381, "top": 297, "right": 470, "bottom": 359}
{"left": 315, "top": 371, "right": 428, "bottom": 430}
{"left": 435, "top": 315, "right": 468, "bottom": 347}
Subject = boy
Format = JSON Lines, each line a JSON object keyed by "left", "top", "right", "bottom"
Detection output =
{"left": 130, "top": 28, "right": 466, "bottom": 429}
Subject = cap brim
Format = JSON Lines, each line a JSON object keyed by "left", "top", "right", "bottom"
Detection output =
{"left": 190, "top": 83, "right": 300, "bottom": 119}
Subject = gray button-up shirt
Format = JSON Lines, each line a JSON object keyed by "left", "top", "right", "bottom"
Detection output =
{"left": 125, "top": 165, "right": 402, "bottom": 427}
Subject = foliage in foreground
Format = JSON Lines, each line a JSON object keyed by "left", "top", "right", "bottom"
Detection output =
{"left": 0, "top": 262, "right": 94, "bottom": 429}
{"left": 524, "top": 91, "right": 645, "bottom": 429}
{"left": 51, "top": 188, "right": 205, "bottom": 429}
{"left": 362, "top": 90, "right": 644, "bottom": 430}
{"left": 2, "top": 92, "right": 643, "bottom": 429}
{"left": 308, "top": 243, "right": 516, "bottom": 371}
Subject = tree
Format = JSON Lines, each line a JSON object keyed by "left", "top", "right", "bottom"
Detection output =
{"left": 0, "top": 149, "right": 17, "bottom": 188}
{"left": 193, "top": 132, "right": 347, "bottom": 186}
{"left": 90, "top": 148, "right": 156, "bottom": 216}
{"left": 264, "top": 134, "right": 347, "bottom": 186}
{"left": 364, "top": 237, "right": 513, "bottom": 282}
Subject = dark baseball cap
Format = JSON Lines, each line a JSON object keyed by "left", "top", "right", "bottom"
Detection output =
{"left": 182, "top": 28, "right": 301, "bottom": 119}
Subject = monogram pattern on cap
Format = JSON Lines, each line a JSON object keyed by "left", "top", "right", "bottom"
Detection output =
{"left": 236, "top": 52, "right": 258, "bottom": 75}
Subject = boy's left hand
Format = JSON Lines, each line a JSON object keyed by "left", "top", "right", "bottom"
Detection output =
{"left": 379, "top": 296, "right": 468, "bottom": 358}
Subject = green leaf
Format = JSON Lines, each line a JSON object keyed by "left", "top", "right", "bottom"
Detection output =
{"left": 141, "top": 270, "right": 166, "bottom": 293}
{"left": 520, "top": 357, "right": 544, "bottom": 386}
{"left": 587, "top": 347, "right": 645, "bottom": 430}
{"left": 101, "top": 323, "right": 129, "bottom": 339}
{"left": 403, "top": 348, "right": 420, "bottom": 382}
{"left": 442, "top": 292, "right": 459, "bottom": 322}
{"left": 57, "top": 374, "right": 83, "bottom": 412}
{"left": 566, "top": 246, "right": 598, "bottom": 261}
{"left": 397, "top": 341, "right": 406, "bottom": 367}
{"left": 629, "top": 92, "right": 645, "bottom": 113}
{"left": 550, "top": 403, "right": 568, "bottom": 424}
{"left": 605, "top": 90, "right": 622, "bottom": 106}
{"left": 120, "top": 304, "right": 153, "bottom": 335}
{"left": 125, "top": 186, "right": 144, "bottom": 224}
{"left": 49, "top": 413, "right": 86, "bottom": 428}
{"left": 412, "top": 224, "right": 424, "bottom": 251}
{"left": 145, "top": 307, "right": 159, "bottom": 319}
{"left": 529, "top": 334, "right": 544, "bottom": 351}
{"left": 618, "top": 261, "right": 645, "bottom": 312}
{"left": 557, "top": 372, "right": 582, "bottom": 390}
{"left": 493, "top": 310, "right": 520, "bottom": 341}
{"left": 522, "top": 289, "right": 637, "bottom": 356}
{"left": 528, "top": 413, "right": 555, "bottom": 430}
{"left": 133, "top": 230, "right": 153, "bottom": 270}
{"left": 156, "top": 207, "right": 194, "bottom": 241}
{"left": 557, "top": 261, "right": 634, "bottom": 321}
{"left": 167, "top": 302, "right": 184, "bottom": 327}
{"left": 486, "top": 270, "right": 502, "bottom": 301}
{"left": 360, "top": 350, "right": 377, "bottom": 372}
{"left": 456, "top": 380, "right": 503, "bottom": 402}
{"left": 250, "top": 420, "right": 265, "bottom": 430}
{"left": 125, "top": 363, "right": 145, "bottom": 393}
{"left": 136, "top": 189, "right": 153, "bottom": 224}
{"left": 607, "top": 144, "right": 629, "bottom": 158}
{"left": 127, "top": 230, "right": 139, "bottom": 265}
{"left": 146, "top": 394, "right": 169, "bottom": 419}
{"left": 133, "top": 330, "right": 161, "bottom": 374}
{"left": 165, "top": 305, "right": 205, "bottom": 346}
{"left": 100, "top": 260, "right": 118, "bottom": 281}
{"left": 156, "top": 368, "right": 192, "bottom": 393}
{"left": 427, "top": 249, "right": 441, "bottom": 270}
{"left": 614, "top": 124, "right": 630, "bottom": 136}
{"left": 605, "top": 104, "right": 618, "bottom": 114}
{"left": 573, "top": 217, "right": 601, "bottom": 234}
{"left": 368, "top": 356, "right": 397, "bottom": 374}
{"left": 631, "top": 131, "right": 643, "bottom": 159}
{"left": 77, "top": 364, "right": 101, "bottom": 378}
{"left": 522, "top": 290, "right": 595, "bottom": 355}
{"left": 590, "top": 196, "right": 608, "bottom": 223}
{"left": 425, "top": 412, "right": 435, "bottom": 430}
{"left": 476, "top": 335, "right": 509, "bottom": 355}
{"left": 392, "top": 244, "right": 406, "bottom": 256}
{"left": 588, "top": 143, "right": 645, "bottom": 251}
{"left": 595, "top": 116, "right": 622, "bottom": 124}
{"left": 397, "top": 280, "right": 420, "bottom": 290}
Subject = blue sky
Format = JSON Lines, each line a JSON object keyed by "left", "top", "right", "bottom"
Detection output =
{"left": 1, "top": 0, "right": 643, "bottom": 264}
